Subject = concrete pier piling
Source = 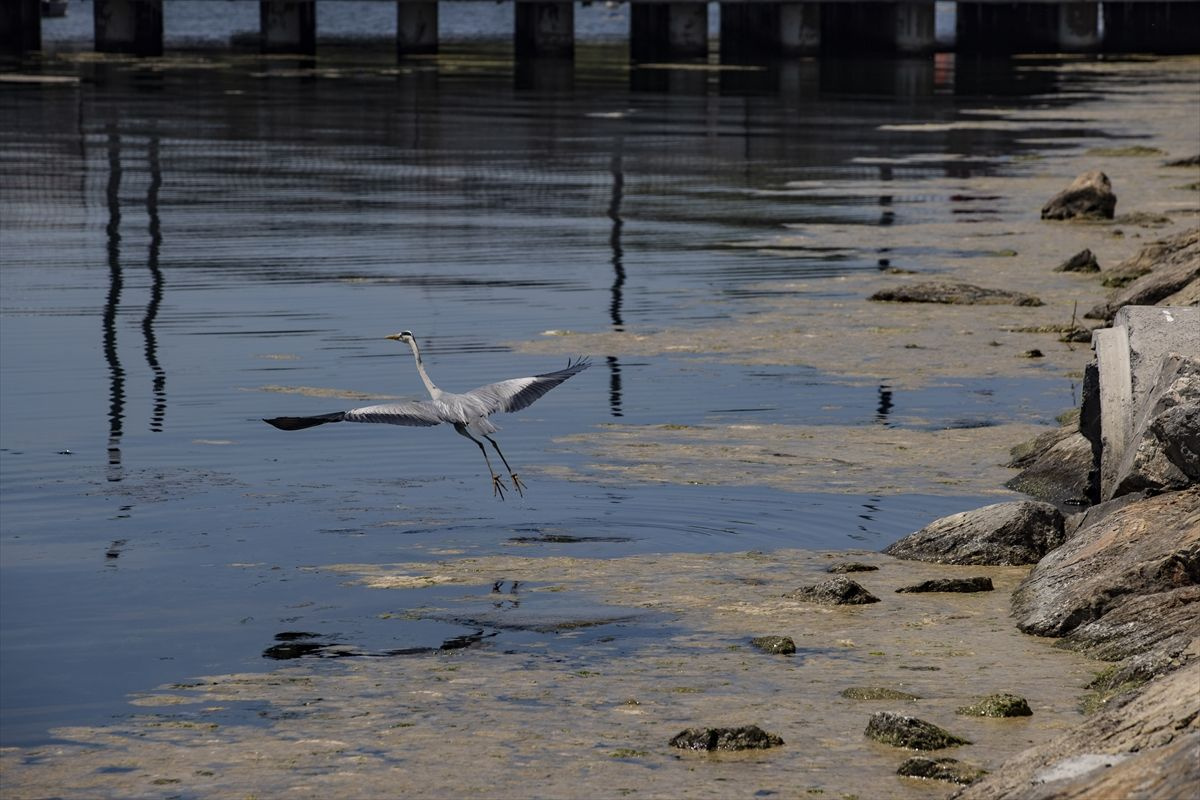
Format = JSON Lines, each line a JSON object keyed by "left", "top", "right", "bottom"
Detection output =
{"left": 94, "top": 0, "right": 163, "bottom": 56}
{"left": 260, "top": 0, "right": 317, "bottom": 54}
{"left": 0, "top": 0, "right": 41, "bottom": 52}
{"left": 631, "top": 2, "right": 709, "bottom": 61}
{"left": 515, "top": 1, "right": 575, "bottom": 58}
{"left": 397, "top": 1, "right": 438, "bottom": 56}
{"left": 3, "top": 0, "right": 1197, "bottom": 58}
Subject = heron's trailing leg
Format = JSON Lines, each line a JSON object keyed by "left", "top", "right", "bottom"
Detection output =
{"left": 455, "top": 424, "right": 507, "bottom": 499}
{"left": 484, "top": 435, "right": 525, "bottom": 497}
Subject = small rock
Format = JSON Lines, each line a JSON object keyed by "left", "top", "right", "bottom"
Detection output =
{"left": 896, "top": 577, "right": 994, "bottom": 594}
{"left": 956, "top": 693, "right": 1033, "bottom": 717}
{"left": 1059, "top": 327, "right": 1094, "bottom": 343}
{"left": 864, "top": 712, "right": 970, "bottom": 750}
{"left": 882, "top": 501, "right": 1065, "bottom": 566}
{"left": 841, "top": 687, "right": 921, "bottom": 701}
{"left": 1020, "top": 349, "right": 1044, "bottom": 358}
{"left": 1041, "top": 170, "right": 1117, "bottom": 220}
{"left": 669, "top": 725, "right": 784, "bottom": 751}
{"left": 750, "top": 635, "right": 796, "bottom": 655}
{"left": 897, "top": 756, "right": 987, "bottom": 785}
{"left": 1057, "top": 248, "right": 1101, "bottom": 273}
{"left": 827, "top": 562, "right": 879, "bottom": 574}
{"left": 785, "top": 576, "right": 880, "bottom": 605}
{"left": 1164, "top": 154, "right": 1200, "bottom": 167}
{"left": 869, "top": 282, "right": 1043, "bottom": 306}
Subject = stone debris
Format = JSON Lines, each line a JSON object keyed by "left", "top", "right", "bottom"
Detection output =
{"left": 869, "top": 282, "right": 1043, "bottom": 306}
{"left": 1041, "top": 170, "right": 1116, "bottom": 220}
{"left": 956, "top": 693, "right": 1033, "bottom": 718}
{"left": 669, "top": 725, "right": 784, "bottom": 752}
{"left": 785, "top": 576, "right": 880, "bottom": 605}
{"left": 864, "top": 712, "right": 970, "bottom": 750}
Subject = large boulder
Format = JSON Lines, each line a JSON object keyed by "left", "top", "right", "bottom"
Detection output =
{"left": 882, "top": 501, "right": 1064, "bottom": 566}
{"left": 1011, "top": 487, "right": 1199, "bottom": 639}
{"left": 1110, "top": 353, "right": 1200, "bottom": 497}
{"left": 1004, "top": 428, "right": 1095, "bottom": 507}
{"left": 1041, "top": 170, "right": 1116, "bottom": 220}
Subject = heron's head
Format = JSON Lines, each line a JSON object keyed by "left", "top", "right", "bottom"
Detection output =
{"left": 386, "top": 330, "right": 414, "bottom": 343}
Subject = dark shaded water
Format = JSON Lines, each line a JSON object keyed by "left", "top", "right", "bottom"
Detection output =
{"left": 0, "top": 43, "right": 1095, "bottom": 746}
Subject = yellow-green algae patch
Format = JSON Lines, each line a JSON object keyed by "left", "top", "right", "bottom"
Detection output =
{"left": 544, "top": 421, "right": 1046, "bottom": 496}
{"left": 0, "top": 551, "right": 1095, "bottom": 800}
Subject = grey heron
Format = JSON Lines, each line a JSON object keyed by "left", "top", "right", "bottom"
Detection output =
{"left": 264, "top": 331, "right": 590, "bottom": 499}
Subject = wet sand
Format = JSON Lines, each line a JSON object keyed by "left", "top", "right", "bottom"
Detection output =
{"left": 2, "top": 55, "right": 1198, "bottom": 799}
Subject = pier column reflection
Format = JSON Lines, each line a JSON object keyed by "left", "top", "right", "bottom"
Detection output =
{"left": 144, "top": 135, "right": 166, "bottom": 432}
{"left": 103, "top": 125, "right": 126, "bottom": 482}
{"left": 606, "top": 136, "right": 626, "bottom": 418}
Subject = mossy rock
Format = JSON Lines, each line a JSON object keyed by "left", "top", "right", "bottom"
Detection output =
{"left": 669, "top": 725, "right": 784, "bottom": 751}
{"left": 841, "top": 687, "right": 920, "bottom": 701}
{"left": 828, "top": 562, "right": 879, "bottom": 574}
{"left": 897, "top": 756, "right": 987, "bottom": 785}
{"left": 785, "top": 577, "right": 880, "bottom": 605}
{"left": 750, "top": 635, "right": 796, "bottom": 655}
{"left": 956, "top": 693, "right": 1032, "bottom": 717}
{"left": 864, "top": 712, "right": 970, "bottom": 750}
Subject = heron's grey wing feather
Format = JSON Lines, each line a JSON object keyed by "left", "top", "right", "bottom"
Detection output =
{"left": 466, "top": 358, "right": 590, "bottom": 415}
{"left": 343, "top": 400, "right": 444, "bottom": 427}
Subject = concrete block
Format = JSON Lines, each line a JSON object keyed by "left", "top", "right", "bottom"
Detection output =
{"left": 1093, "top": 306, "right": 1200, "bottom": 500}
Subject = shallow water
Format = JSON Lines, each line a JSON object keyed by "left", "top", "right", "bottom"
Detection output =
{"left": 0, "top": 40, "right": 1183, "bottom": 753}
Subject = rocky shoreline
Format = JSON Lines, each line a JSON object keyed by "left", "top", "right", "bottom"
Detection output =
{"left": 880, "top": 197, "right": 1198, "bottom": 796}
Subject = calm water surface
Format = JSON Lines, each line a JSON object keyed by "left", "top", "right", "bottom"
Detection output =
{"left": 1, "top": 39, "right": 1095, "bottom": 746}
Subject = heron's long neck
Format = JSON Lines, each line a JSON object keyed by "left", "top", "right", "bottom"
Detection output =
{"left": 408, "top": 339, "right": 440, "bottom": 398}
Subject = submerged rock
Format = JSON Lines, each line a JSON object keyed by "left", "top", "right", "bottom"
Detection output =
{"left": 669, "top": 725, "right": 784, "bottom": 752}
{"left": 750, "top": 635, "right": 796, "bottom": 655}
{"left": 841, "top": 687, "right": 920, "bottom": 701}
{"left": 1056, "top": 248, "right": 1101, "bottom": 273}
{"left": 785, "top": 576, "right": 880, "bottom": 605}
{"left": 896, "top": 577, "right": 994, "bottom": 594}
{"left": 827, "top": 561, "right": 879, "bottom": 574}
{"left": 1041, "top": 170, "right": 1116, "bottom": 220}
{"left": 869, "top": 282, "right": 1043, "bottom": 306}
{"left": 956, "top": 693, "right": 1032, "bottom": 717}
{"left": 882, "top": 501, "right": 1064, "bottom": 566}
{"left": 864, "top": 712, "right": 969, "bottom": 750}
{"left": 897, "top": 756, "right": 987, "bottom": 784}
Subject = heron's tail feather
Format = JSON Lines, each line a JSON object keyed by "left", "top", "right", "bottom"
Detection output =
{"left": 263, "top": 412, "right": 346, "bottom": 431}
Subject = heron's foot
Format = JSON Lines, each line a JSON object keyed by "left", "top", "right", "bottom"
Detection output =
{"left": 509, "top": 473, "right": 526, "bottom": 497}
{"left": 491, "top": 473, "right": 507, "bottom": 500}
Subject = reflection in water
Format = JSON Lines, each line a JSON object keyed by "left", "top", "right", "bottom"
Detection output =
{"left": 606, "top": 136, "right": 625, "bottom": 418}
{"left": 875, "top": 384, "right": 894, "bottom": 425}
{"left": 103, "top": 127, "right": 125, "bottom": 483}
{"left": 143, "top": 137, "right": 166, "bottom": 433}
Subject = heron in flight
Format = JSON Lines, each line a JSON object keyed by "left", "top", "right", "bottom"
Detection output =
{"left": 264, "top": 331, "right": 589, "bottom": 499}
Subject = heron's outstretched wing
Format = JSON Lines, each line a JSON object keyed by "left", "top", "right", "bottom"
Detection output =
{"left": 465, "top": 357, "right": 590, "bottom": 416}
{"left": 343, "top": 400, "right": 444, "bottom": 427}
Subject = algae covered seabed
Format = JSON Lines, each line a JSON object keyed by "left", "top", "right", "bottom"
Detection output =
{"left": 2, "top": 49, "right": 1198, "bottom": 799}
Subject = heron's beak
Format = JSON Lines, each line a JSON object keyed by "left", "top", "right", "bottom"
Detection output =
{"left": 385, "top": 333, "right": 403, "bottom": 341}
